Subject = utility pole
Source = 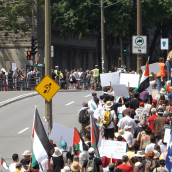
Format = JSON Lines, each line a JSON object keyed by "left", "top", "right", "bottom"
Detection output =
{"left": 45, "top": 0, "right": 53, "bottom": 132}
{"left": 137, "top": 0, "right": 142, "bottom": 73}
{"left": 32, "top": 0, "right": 35, "bottom": 66}
{"left": 101, "top": 0, "right": 105, "bottom": 73}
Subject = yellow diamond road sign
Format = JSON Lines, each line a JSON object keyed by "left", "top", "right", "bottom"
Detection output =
{"left": 35, "top": 75, "right": 61, "bottom": 102}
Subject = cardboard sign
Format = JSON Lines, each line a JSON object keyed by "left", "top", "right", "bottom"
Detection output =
{"left": 120, "top": 73, "right": 140, "bottom": 88}
{"left": 12, "top": 63, "right": 16, "bottom": 72}
{"left": 100, "top": 72, "right": 120, "bottom": 87}
{"left": 141, "top": 62, "right": 161, "bottom": 75}
{"left": 112, "top": 84, "right": 129, "bottom": 97}
{"left": 49, "top": 123, "right": 73, "bottom": 146}
{"left": 100, "top": 140, "right": 126, "bottom": 159}
{"left": 164, "top": 128, "right": 171, "bottom": 143}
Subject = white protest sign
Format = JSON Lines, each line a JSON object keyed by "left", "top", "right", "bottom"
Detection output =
{"left": 100, "top": 140, "right": 126, "bottom": 159}
{"left": 141, "top": 62, "right": 161, "bottom": 75}
{"left": 164, "top": 128, "right": 171, "bottom": 143}
{"left": 112, "top": 84, "right": 129, "bottom": 97}
{"left": 120, "top": 73, "right": 140, "bottom": 88}
{"left": 49, "top": 123, "right": 73, "bottom": 146}
{"left": 100, "top": 72, "right": 119, "bottom": 87}
{"left": 12, "top": 63, "right": 16, "bottom": 71}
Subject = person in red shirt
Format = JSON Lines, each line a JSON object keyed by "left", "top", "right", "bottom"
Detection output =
{"left": 116, "top": 155, "right": 133, "bottom": 172}
{"left": 147, "top": 108, "right": 158, "bottom": 134}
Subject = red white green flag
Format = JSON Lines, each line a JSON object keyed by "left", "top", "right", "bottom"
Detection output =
{"left": 1, "top": 158, "right": 8, "bottom": 170}
{"left": 137, "top": 57, "right": 150, "bottom": 93}
{"left": 73, "top": 127, "right": 88, "bottom": 155}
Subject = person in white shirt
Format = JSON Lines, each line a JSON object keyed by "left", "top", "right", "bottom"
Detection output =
{"left": 145, "top": 135, "right": 156, "bottom": 155}
{"left": 88, "top": 92, "right": 97, "bottom": 108}
{"left": 117, "top": 110, "right": 137, "bottom": 135}
{"left": 123, "top": 125, "right": 133, "bottom": 146}
{"left": 73, "top": 68, "right": 79, "bottom": 80}
{"left": 9, "top": 154, "right": 25, "bottom": 172}
{"left": 144, "top": 98, "right": 151, "bottom": 113}
{"left": 100, "top": 101, "right": 117, "bottom": 140}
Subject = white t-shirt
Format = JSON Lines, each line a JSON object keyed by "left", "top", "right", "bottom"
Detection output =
{"left": 124, "top": 131, "right": 133, "bottom": 145}
{"left": 73, "top": 72, "right": 78, "bottom": 80}
{"left": 144, "top": 103, "right": 151, "bottom": 112}
{"left": 70, "top": 74, "right": 73, "bottom": 81}
{"left": 103, "top": 166, "right": 109, "bottom": 172}
{"left": 93, "top": 105, "right": 102, "bottom": 119}
{"left": 145, "top": 143, "right": 156, "bottom": 154}
{"left": 9, "top": 163, "right": 25, "bottom": 172}
{"left": 100, "top": 110, "right": 117, "bottom": 129}
{"left": 118, "top": 105, "right": 126, "bottom": 113}
{"left": 146, "top": 80, "right": 156, "bottom": 95}
{"left": 117, "top": 116, "right": 137, "bottom": 134}
{"left": 88, "top": 99, "right": 93, "bottom": 109}
{"left": 40, "top": 159, "right": 48, "bottom": 172}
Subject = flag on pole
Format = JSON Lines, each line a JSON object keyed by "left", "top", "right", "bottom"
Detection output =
{"left": 73, "top": 127, "right": 88, "bottom": 155}
{"left": 90, "top": 115, "right": 100, "bottom": 158}
{"left": 137, "top": 57, "right": 150, "bottom": 93}
{"left": 31, "top": 106, "right": 37, "bottom": 138}
{"left": 1, "top": 158, "right": 8, "bottom": 170}
{"left": 165, "top": 119, "right": 172, "bottom": 171}
{"left": 31, "top": 108, "right": 54, "bottom": 168}
{"left": 36, "top": 56, "right": 39, "bottom": 65}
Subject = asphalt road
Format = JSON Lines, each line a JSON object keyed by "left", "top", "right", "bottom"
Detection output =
{"left": 0, "top": 91, "right": 102, "bottom": 166}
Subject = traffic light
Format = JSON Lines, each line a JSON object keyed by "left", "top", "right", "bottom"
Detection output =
{"left": 31, "top": 36, "right": 37, "bottom": 55}
{"left": 27, "top": 51, "right": 31, "bottom": 60}
{"left": 123, "top": 42, "right": 128, "bottom": 53}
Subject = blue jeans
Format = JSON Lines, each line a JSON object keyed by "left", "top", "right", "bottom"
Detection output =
{"left": 157, "top": 77, "right": 166, "bottom": 93}
{"left": 166, "top": 61, "right": 171, "bottom": 80}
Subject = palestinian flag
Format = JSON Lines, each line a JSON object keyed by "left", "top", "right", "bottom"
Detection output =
{"left": 31, "top": 108, "right": 54, "bottom": 168}
{"left": 1, "top": 158, "right": 8, "bottom": 170}
{"left": 73, "top": 127, "right": 88, "bottom": 155}
{"left": 137, "top": 57, "right": 150, "bottom": 93}
{"left": 31, "top": 106, "right": 37, "bottom": 138}
{"left": 36, "top": 56, "right": 39, "bottom": 65}
{"left": 90, "top": 115, "right": 100, "bottom": 158}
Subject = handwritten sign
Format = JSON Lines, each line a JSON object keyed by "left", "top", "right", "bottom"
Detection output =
{"left": 164, "top": 128, "right": 171, "bottom": 143}
{"left": 100, "top": 140, "right": 126, "bottom": 159}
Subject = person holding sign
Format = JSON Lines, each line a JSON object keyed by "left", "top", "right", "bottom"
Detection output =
{"left": 92, "top": 65, "right": 99, "bottom": 90}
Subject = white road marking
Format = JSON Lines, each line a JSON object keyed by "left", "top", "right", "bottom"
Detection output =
{"left": 18, "top": 127, "right": 29, "bottom": 134}
{"left": 84, "top": 95, "right": 91, "bottom": 97}
{"left": 66, "top": 101, "right": 75, "bottom": 106}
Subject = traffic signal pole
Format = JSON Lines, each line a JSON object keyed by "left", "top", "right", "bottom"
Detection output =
{"left": 45, "top": 0, "right": 53, "bottom": 133}
{"left": 137, "top": 0, "right": 142, "bottom": 73}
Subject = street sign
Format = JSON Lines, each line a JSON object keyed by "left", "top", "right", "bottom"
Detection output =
{"left": 35, "top": 75, "right": 61, "bottom": 102}
{"left": 161, "top": 38, "right": 169, "bottom": 50}
{"left": 132, "top": 36, "right": 147, "bottom": 54}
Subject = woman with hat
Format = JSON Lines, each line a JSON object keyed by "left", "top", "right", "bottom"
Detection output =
{"left": 135, "top": 151, "right": 145, "bottom": 163}
{"left": 51, "top": 147, "right": 65, "bottom": 172}
{"left": 70, "top": 161, "right": 82, "bottom": 172}
{"left": 114, "top": 130, "right": 126, "bottom": 142}
{"left": 100, "top": 101, "right": 117, "bottom": 140}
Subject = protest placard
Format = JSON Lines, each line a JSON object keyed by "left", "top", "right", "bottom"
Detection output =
{"left": 12, "top": 63, "right": 16, "bottom": 72}
{"left": 100, "top": 72, "right": 120, "bottom": 87}
{"left": 120, "top": 73, "right": 140, "bottom": 88}
{"left": 164, "top": 128, "right": 171, "bottom": 143}
{"left": 112, "top": 84, "right": 129, "bottom": 97}
{"left": 49, "top": 123, "right": 73, "bottom": 146}
{"left": 100, "top": 140, "right": 126, "bottom": 159}
{"left": 141, "top": 62, "right": 161, "bottom": 75}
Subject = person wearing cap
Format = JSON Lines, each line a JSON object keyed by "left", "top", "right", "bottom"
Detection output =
{"left": 13, "top": 162, "right": 23, "bottom": 172}
{"left": 147, "top": 108, "right": 158, "bottom": 134}
{"left": 54, "top": 66, "right": 59, "bottom": 83}
{"left": 70, "top": 161, "right": 82, "bottom": 172}
{"left": 92, "top": 65, "right": 99, "bottom": 90}
{"left": 83, "top": 147, "right": 103, "bottom": 172}
{"left": 116, "top": 155, "right": 133, "bottom": 172}
{"left": 153, "top": 159, "right": 169, "bottom": 172}
{"left": 20, "top": 150, "right": 39, "bottom": 172}
{"left": 154, "top": 107, "right": 166, "bottom": 142}
{"left": 114, "top": 130, "right": 126, "bottom": 142}
{"left": 135, "top": 102, "right": 149, "bottom": 121}
{"left": 50, "top": 147, "right": 65, "bottom": 171}
{"left": 117, "top": 110, "right": 137, "bottom": 135}
{"left": 155, "top": 88, "right": 168, "bottom": 103}
{"left": 100, "top": 101, "right": 117, "bottom": 140}
{"left": 148, "top": 99, "right": 157, "bottom": 115}
{"left": 123, "top": 125, "right": 133, "bottom": 145}
{"left": 134, "top": 162, "right": 143, "bottom": 172}
{"left": 78, "top": 102, "right": 93, "bottom": 137}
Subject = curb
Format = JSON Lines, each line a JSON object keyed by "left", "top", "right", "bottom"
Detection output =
{"left": 0, "top": 92, "right": 38, "bottom": 108}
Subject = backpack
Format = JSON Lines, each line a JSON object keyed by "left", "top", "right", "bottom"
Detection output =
{"left": 86, "top": 158, "right": 97, "bottom": 172}
{"left": 145, "top": 159, "right": 156, "bottom": 172}
{"left": 103, "top": 111, "right": 111, "bottom": 127}
{"left": 79, "top": 109, "right": 89, "bottom": 123}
